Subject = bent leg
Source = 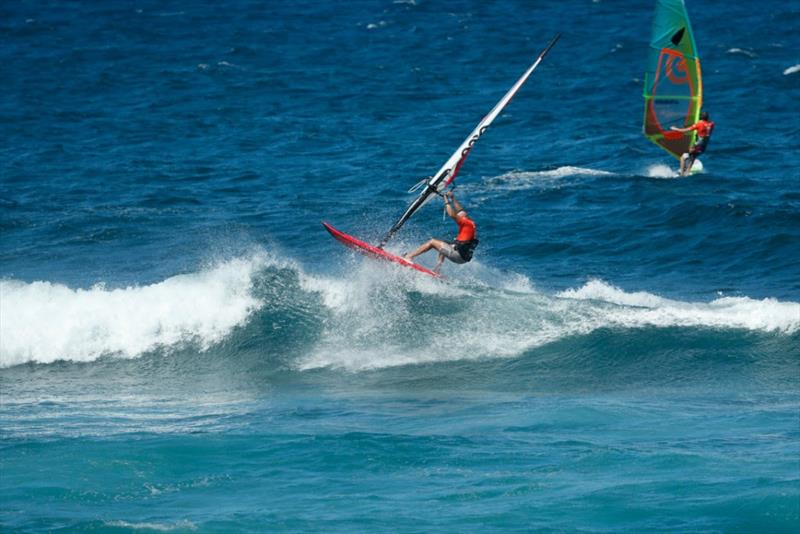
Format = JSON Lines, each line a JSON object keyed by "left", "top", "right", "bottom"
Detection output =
{"left": 404, "top": 238, "right": 448, "bottom": 261}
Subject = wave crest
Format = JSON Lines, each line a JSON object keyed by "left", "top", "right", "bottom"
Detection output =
{"left": 558, "top": 280, "right": 800, "bottom": 334}
{"left": 0, "top": 253, "right": 269, "bottom": 367}
{"left": 2, "top": 254, "right": 797, "bottom": 371}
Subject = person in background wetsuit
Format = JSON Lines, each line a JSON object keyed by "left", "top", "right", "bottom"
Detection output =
{"left": 403, "top": 191, "right": 478, "bottom": 274}
{"left": 671, "top": 110, "right": 714, "bottom": 176}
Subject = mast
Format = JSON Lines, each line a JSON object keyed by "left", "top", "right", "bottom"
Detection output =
{"left": 379, "top": 33, "right": 561, "bottom": 248}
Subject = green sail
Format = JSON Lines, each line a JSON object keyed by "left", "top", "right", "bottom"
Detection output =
{"left": 643, "top": 0, "right": 703, "bottom": 160}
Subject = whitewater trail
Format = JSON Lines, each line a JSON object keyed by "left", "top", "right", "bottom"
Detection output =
{"left": 472, "top": 166, "right": 614, "bottom": 193}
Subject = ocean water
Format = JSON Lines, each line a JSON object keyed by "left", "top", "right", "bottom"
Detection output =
{"left": 1, "top": 0, "right": 799, "bottom": 531}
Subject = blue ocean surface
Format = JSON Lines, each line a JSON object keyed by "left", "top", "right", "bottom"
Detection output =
{"left": 1, "top": 0, "right": 799, "bottom": 531}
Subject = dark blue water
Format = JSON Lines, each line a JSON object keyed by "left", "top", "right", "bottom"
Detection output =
{"left": 2, "top": 0, "right": 799, "bottom": 531}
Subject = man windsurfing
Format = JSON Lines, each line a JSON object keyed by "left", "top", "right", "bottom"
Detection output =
{"left": 403, "top": 192, "right": 478, "bottom": 274}
{"left": 671, "top": 111, "right": 714, "bottom": 176}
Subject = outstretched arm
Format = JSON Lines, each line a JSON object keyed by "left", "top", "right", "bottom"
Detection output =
{"left": 671, "top": 123, "right": 697, "bottom": 133}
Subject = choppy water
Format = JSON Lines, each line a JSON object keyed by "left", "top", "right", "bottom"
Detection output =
{"left": 2, "top": 0, "right": 799, "bottom": 531}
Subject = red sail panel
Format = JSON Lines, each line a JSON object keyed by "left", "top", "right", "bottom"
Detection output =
{"left": 643, "top": 0, "right": 702, "bottom": 160}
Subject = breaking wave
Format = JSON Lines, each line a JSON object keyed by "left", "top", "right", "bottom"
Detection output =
{"left": 0, "top": 254, "right": 268, "bottom": 367}
{"left": 2, "top": 250, "right": 798, "bottom": 370}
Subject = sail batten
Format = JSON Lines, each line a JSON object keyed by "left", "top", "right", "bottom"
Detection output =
{"left": 643, "top": 0, "right": 702, "bottom": 160}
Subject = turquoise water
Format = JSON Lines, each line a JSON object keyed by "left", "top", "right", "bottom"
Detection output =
{"left": 1, "top": 0, "right": 799, "bottom": 531}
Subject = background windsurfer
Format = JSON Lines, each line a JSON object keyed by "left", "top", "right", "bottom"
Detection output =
{"left": 403, "top": 192, "right": 478, "bottom": 274}
{"left": 671, "top": 111, "right": 714, "bottom": 175}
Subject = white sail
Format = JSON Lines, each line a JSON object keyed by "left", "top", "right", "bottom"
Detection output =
{"left": 381, "top": 33, "right": 561, "bottom": 247}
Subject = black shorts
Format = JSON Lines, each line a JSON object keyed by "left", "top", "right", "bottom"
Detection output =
{"left": 438, "top": 242, "right": 466, "bottom": 264}
{"left": 689, "top": 136, "right": 709, "bottom": 156}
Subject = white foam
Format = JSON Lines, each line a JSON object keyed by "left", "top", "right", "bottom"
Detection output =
{"left": 560, "top": 279, "right": 670, "bottom": 308}
{"left": 646, "top": 159, "right": 704, "bottom": 177}
{"left": 104, "top": 520, "right": 197, "bottom": 532}
{"left": 726, "top": 48, "right": 757, "bottom": 58}
{"left": 0, "top": 254, "right": 269, "bottom": 367}
{"left": 498, "top": 273, "right": 538, "bottom": 294}
{"left": 216, "top": 60, "right": 242, "bottom": 70}
{"left": 298, "top": 257, "right": 456, "bottom": 314}
{"left": 645, "top": 163, "right": 679, "bottom": 179}
{"left": 498, "top": 166, "right": 613, "bottom": 180}
{"left": 558, "top": 280, "right": 800, "bottom": 334}
{"left": 298, "top": 271, "right": 800, "bottom": 371}
{"left": 783, "top": 64, "right": 800, "bottom": 75}
{"left": 297, "top": 285, "right": 563, "bottom": 372}
{"left": 305, "top": 251, "right": 798, "bottom": 371}
{"left": 479, "top": 166, "right": 613, "bottom": 192}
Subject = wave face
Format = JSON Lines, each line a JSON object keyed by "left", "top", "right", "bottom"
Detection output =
{"left": 4, "top": 252, "right": 797, "bottom": 373}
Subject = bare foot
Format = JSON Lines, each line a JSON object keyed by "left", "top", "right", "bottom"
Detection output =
{"left": 402, "top": 253, "right": 414, "bottom": 262}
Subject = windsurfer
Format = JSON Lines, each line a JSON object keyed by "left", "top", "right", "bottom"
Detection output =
{"left": 403, "top": 192, "right": 478, "bottom": 274}
{"left": 671, "top": 111, "right": 714, "bottom": 175}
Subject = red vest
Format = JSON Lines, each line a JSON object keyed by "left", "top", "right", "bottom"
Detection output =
{"left": 455, "top": 214, "right": 476, "bottom": 242}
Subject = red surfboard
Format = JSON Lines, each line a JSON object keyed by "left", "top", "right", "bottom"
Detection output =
{"left": 322, "top": 222, "right": 441, "bottom": 278}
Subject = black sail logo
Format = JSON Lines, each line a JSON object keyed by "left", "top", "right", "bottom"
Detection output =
{"left": 671, "top": 27, "right": 686, "bottom": 46}
{"left": 461, "top": 126, "right": 489, "bottom": 157}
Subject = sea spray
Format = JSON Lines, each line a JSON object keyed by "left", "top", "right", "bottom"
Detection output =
{"left": 294, "top": 265, "right": 800, "bottom": 371}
